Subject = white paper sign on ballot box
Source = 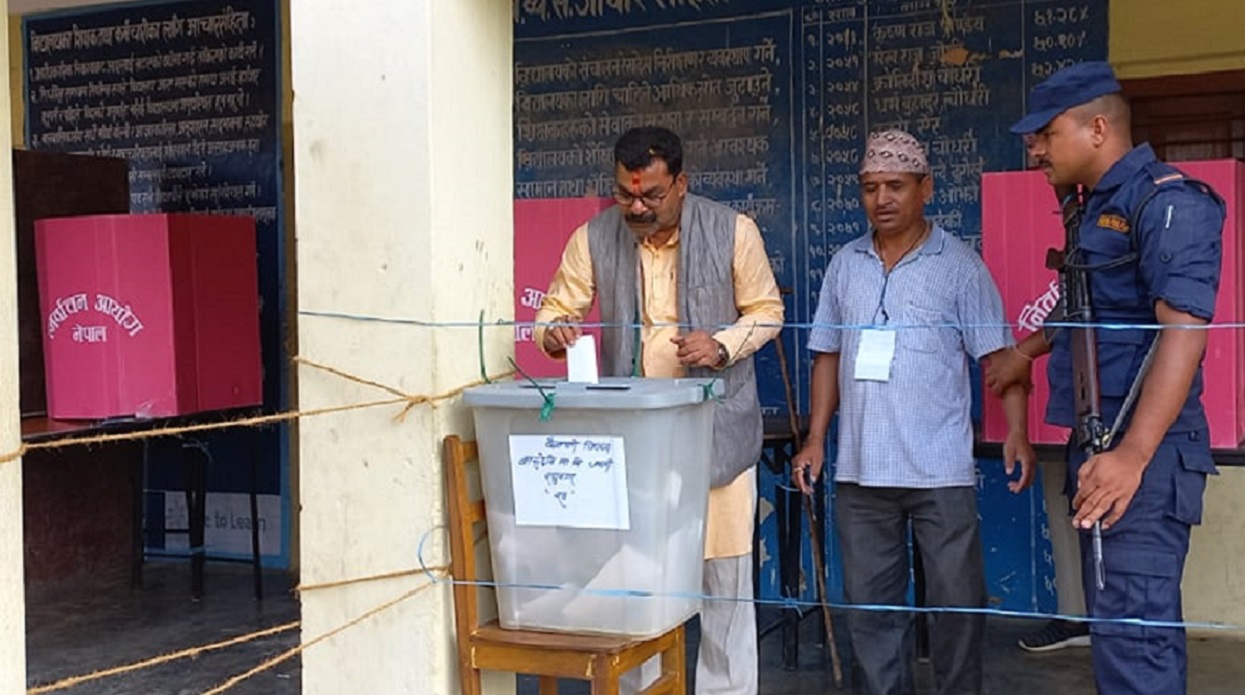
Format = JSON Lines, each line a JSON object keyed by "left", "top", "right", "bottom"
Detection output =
{"left": 508, "top": 434, "right": 630, "bottom": 530}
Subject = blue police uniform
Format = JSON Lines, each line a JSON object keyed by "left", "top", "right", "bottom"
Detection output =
{"left": 1045, "top": 144, "right": 1225, "bottom": 695}
{"left": 1014, "top": 62, "right": 1227, "bottom": 695}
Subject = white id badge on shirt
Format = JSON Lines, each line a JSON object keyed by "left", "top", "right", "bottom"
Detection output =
{"left": 854, "top": 329, "right": 896, "bottom": 382}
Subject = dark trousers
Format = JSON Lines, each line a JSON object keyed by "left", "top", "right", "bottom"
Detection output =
{"left": 835, "top": 484, "right": 985, "bottom": 695}
{"left": 1070, "top": 437, "right": 1209, "bottom": 695}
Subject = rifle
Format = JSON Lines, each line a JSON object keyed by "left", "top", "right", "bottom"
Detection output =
{"left": 1049, "top": 184, "right": 1160, "bottom": 591}
{"left": 1047, "top": 184, "right": 1108, "bottom": 590}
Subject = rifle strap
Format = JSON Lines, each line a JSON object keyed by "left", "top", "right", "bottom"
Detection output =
{"left": 1040, "top": 171, "right": 1219, "bottom": 449}
{"left": 1096, "top": 170, "right": 1220, "bottom": 448}
{"left": 1104, "top": 337, "right": 1157, "bottom": 449}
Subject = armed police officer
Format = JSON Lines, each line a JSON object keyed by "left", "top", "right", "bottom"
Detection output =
{"left": 999, "top": 61, "right": 1225, "bottom": 695}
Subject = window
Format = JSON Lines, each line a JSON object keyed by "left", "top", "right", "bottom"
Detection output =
{"left": 1124, "top": 70, "right": 1245, "bottom": 162}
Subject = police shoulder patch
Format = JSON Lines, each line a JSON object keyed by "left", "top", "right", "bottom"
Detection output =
{"left": 1097, "top": 213, "right": 1130, "bottom": 233}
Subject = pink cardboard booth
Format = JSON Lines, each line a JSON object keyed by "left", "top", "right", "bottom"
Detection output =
{"left": 981, "top": 161, "right": 1245, "bottom": 449}
{"left": 513, "top": 197, "right": 612, "bottom": 378}
{"left": 36, "top": 213, "right": 262, "bottom": 420}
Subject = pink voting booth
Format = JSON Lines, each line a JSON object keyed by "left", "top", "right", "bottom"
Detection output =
{"left": 513, "top": 198, "right": 612, "bottom": 378}
{"left": 35, "top": 213, "right": 263, "bottom": 420}
{"left": 981, "top": 162, "right": 1245, "bottom": 449}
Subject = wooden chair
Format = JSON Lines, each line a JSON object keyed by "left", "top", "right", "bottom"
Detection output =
{"left": 444, "top": 434, "right": 687, "bottom": 695}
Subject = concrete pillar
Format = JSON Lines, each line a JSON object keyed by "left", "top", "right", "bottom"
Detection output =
{"left": 0, "top": 0, "right": 24, "bottom": 690}
{"left": 292, "top": 1, "right": 512, "bottom": 693}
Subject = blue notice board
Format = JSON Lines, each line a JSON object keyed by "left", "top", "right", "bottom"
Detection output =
{"left": 515, "top": 0, "right": 1107, "bottom": 613}
{"left": 24, "top": 0, "right": 288, "bottom": 567}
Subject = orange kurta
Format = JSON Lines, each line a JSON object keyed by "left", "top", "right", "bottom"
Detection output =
{"left": 536, "top": 215, "right": 783, "bottom": 558}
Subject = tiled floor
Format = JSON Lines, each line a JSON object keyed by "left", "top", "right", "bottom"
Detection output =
{"left": 515, "top": 609, "right": 1245, "bottom": 695}
{"left": 26, "top": 561, "right": 299, "bottom": 695}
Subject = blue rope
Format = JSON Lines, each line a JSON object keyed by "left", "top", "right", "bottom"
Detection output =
{"left": 300, "top": 309, "right": 1245, "bottom": 334}
{"left": 415, "top": 527, "right": 1242, "bottom": 633}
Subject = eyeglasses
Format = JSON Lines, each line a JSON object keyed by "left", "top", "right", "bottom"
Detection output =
{"left": 613, "top": 184, "right": 674, "bottom": 209}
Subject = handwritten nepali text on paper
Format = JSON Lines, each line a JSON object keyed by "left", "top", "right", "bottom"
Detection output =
{"left": 509, "top": 434, "right": 629, "bottom": 530}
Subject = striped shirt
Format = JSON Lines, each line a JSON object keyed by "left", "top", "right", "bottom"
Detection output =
{"left": 808, "top": 225, "right": 1012, "bottom": 488}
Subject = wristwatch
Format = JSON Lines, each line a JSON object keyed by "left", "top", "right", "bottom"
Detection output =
{"left": 714, "top": 341, "right": 730, "bottom": 370}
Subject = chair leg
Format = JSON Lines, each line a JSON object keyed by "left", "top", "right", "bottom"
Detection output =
{"left": 665, "top": 628, "right": 686, "bottom": 694}
{"left": 458, "top": 665, "right": 483, "bottom": 695}
{"left": 538, "top": 675, "right": 558, "bottom": 695}
{"left": 587, "top": 677, "right": 617, "bottom": 695}
{"left": 636, "top": 628, "right": 688, "bottom": 695}
{"left": 591, "top": 664, "right": 621, "bottom": 695}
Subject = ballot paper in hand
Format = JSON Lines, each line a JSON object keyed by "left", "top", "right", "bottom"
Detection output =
{"left": 567, "top": 334, "right": 599, "bottom": 384}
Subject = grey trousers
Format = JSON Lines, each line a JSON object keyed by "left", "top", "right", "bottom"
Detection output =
{"left": 621, "top": 553, "right": 757, "bottom": 695}
{"left": 835, "top": 484, "right": 985, "bottom": 695}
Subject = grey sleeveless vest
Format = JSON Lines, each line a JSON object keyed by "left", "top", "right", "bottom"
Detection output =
{"left": 587, "top": 194, "right": 762, "bottom": 488}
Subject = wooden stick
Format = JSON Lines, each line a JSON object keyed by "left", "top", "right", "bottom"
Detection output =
{"left": 774, "top": 332, "right": 843, "bottom": 687}
{"left": 803, "top": 494, "right": 843, "bottom": 688}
